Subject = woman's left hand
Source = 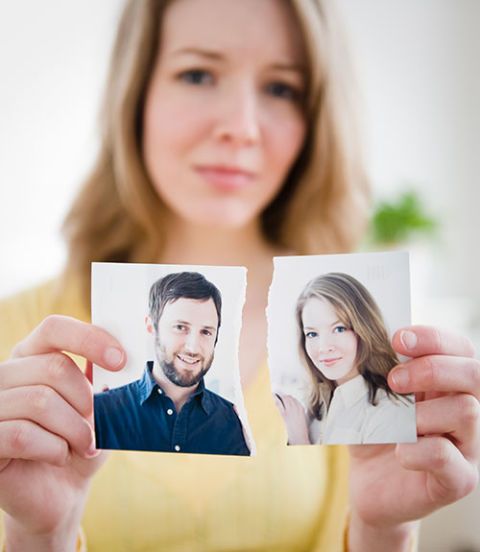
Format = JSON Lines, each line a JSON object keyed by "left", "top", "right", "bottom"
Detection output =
{"left": 274, "top": 393, "right": 311, "bottom": 445}
{"left": 348, "top": 325, "right": 480, "bottom": 549}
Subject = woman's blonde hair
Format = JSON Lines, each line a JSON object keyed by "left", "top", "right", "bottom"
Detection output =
{"left": 62, "top": 0, "right": 370, "bottom": 301}
{"left": 296, "top": 272, "right": 410, "bottom": 421}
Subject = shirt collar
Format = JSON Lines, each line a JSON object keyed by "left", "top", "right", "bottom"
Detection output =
{"left": 140, "top": 361, "right": 213, "bottom": 415}
{"left": 138, "top": 361, "right": 159, "bottom": 405}
{"left": 190, "top": 378, "right": 214, "bottom": 415}
{"left": 334, "top": 374, "right": 369, "bottom": 409}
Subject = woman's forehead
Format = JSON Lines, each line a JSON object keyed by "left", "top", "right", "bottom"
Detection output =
{"left": 160, "top": 0, "right": 306, "bottom": 65}
{"left": 302, "top": 296, "right": 341, "bottom": 325}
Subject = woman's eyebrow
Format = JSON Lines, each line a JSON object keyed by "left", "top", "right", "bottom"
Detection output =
{"left": 170, "top": 47, "right": 225, "bottom": 61}
{"left": 268, "top": 62, "right": 306, "bottom": 75}
{"left": 170, "top": 48, "right": 305, "bottom": 75}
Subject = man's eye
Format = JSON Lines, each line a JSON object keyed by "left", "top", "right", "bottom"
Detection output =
{"left": 178, "top": 69, "right": 214, "bottom": 86}
{"left": 266, "top": 81, "right": 302, "bottom": 102}
{"left": 174, "top": 324, "right": 186, "bottom": 331}
{"left": 201, "top": 329, "right": 213, "bottom": 337}
{"left": 305, "top": 331, "right": 317, "bottom": 339}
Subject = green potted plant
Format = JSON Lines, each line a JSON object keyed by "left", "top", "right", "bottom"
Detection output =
{"left": 365, "top": 188, "right": 438, "bottom": 248}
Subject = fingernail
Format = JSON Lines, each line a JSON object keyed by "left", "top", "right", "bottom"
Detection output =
{"left": 104, "top": 347, "right": 124, "bottom": 368}
{"left": 85, "top": 434, "right": 101, "bottom": 459}
{"left": 400, "top": 330, "right": 417, "bottom": 350}
{"left": 391, "top": 367, "right": 409, "bottom": 388}
{"left": 85, "top": 445, "right": 101, "bottom": 459}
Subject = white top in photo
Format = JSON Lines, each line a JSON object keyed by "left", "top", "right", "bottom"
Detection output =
{"left": 308, "top": 374, "right": 417, "bottom": 445}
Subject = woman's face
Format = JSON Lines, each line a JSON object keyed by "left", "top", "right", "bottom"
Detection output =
{"left": 142, "top": 0, "right": 307, "bottom": 229}
{"left": 302, "top": 297, "right": 359, "bottom": 386}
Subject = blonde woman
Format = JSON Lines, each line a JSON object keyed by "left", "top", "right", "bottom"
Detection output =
{"left": 277, "top": 272, "right": 416, "bottom": 445}
{"left": 0, "top": 1, "right": 478, "bottom": 551}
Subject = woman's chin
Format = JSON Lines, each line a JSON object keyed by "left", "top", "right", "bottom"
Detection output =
{"left": 176, "top": 204, "right": 263, "bottom": 232}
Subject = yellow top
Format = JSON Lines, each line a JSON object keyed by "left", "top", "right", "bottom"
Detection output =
{"left": 0, "top": 279, "right": 350, "bottom": 551}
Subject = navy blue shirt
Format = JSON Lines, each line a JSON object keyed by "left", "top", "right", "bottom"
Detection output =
{"left": 94, "top": 362, "right": 250, "bottom": 456}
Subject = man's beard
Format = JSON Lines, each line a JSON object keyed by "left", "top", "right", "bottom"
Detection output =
{"left": 155, "top": 335, "right": 214, "bottom": 388}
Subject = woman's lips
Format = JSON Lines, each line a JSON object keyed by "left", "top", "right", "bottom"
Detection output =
{"left": 194, "top": 165, "right": 256, "bottom": 192}
{"left": 319, "top": 357, "right": 342, "bottom": 367}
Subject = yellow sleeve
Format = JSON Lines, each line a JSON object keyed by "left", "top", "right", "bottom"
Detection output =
{"left": 0, "top": 523, "right": 86, "bottom": 552}
{"left": 0, "top": 279, "right": 90, "bottom": 550}
{"left": 0, "top": 278, "right": 89, "bottom": 362}
{"left": 310, "top": 444, "right": 350, "bottom": 551}
{"left": 0, "top": 285, "right": 48, "bottom": 361}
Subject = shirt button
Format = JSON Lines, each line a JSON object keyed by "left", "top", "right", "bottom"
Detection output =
{"left": 167, "top": 408, "right": 173, "bottom": 416}
{"left": 157, "top": 388, "right": 163, "bottom": 395}
{"left": 174, "top": 445, "right": 181, "bottom": 452}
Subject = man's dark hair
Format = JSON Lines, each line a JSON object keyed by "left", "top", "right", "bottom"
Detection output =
{"left": 148, "top": 272, "right": 222, "bottom": 331}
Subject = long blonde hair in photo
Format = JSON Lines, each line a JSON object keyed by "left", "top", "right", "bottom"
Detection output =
{"left": 296, "top": 272, "right": 411, "bottom": 421}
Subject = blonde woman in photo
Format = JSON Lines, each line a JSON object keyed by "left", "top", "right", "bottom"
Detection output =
{"left": 0, "top": 1, "right": 479, "bottom": 551}
{"left": 276, "top": 272, "right": 417, "bottom": 445}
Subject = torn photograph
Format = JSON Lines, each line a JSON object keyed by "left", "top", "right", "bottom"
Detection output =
{"left": 268, "top": 251, "right": 417, "bottom": 446}
{"left": 92, "top": 262, "right": 253, "bottom": 456}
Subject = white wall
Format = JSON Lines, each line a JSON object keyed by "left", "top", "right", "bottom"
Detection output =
{"left": 337, "top": 2, "right": 480, "bottom": 550}
{"left": 0, "top": 1, "right": 479, "bottom": 550}
{"left": 0, "top": 0, "right": 123, "bottom": 294}
{"left": 338, "top": 0, "right": 480, "bottom": 301}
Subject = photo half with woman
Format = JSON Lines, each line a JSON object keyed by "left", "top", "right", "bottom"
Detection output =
{"left": 269, "top": 251, "right": 416, "bottom": 445}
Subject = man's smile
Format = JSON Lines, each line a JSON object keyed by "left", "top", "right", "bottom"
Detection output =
{"left": 176, "top": 354, "right": 201, "bottom": 366}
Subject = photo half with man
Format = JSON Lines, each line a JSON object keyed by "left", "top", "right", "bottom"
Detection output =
{"left": 92, "top": 262, "right": 253, "bottom": 456}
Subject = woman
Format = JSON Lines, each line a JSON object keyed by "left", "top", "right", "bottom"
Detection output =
{"left": 0, "top": 0, "right": 478, "bottom": 551}
{"left": 277, "top": 272, "right": 417, "bottom": 445}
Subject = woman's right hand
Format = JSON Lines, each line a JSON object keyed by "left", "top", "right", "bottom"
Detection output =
{"left": 274, "top": 393, "right": 311, "bottom": 445}
{"left": 0, "top": 315, "right": 126, "bottom": 551}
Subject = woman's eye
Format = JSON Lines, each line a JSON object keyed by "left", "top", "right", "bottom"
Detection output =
{"left": 266, "top": 81, "right": 302, "bottom": 102}
{"left": 333, "top": 326, "right": 347, "bottom": 334}
{"left": 305, "top": 331, "right": 317, "bottom": 339}
{"left": 178, "top": 69, "right": 214, "bottom": 86}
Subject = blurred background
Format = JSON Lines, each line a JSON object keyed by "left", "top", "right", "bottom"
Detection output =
{"left": 0, "top": 1, "right": 478, "bottom": 550}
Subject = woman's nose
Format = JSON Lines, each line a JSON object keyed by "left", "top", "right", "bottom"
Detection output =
{"left": 316, "top": 335, "right": 334, "bottom": 353}
{"left": 213, "top": 83, "right": 260, "bottom": 146}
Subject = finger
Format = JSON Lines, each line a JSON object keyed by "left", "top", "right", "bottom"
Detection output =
{"left": 389, "top": 355, "right": 480, "bottom": 399}
{"left": 11, "top": 315, "right": 126, "bottom": 371}
{"left": 85, "top": 360, "right": 93, "bottom": 384}
{"left": 415, "top": 395, "right": 480, "bottom": 461}
{"left": 392, "top": 326, "right": 476, "bottom": 359}
{"left": 0, "top": 420, "right": 70, "bottom": 468}
{"left": 282, "top": 395, "right": 300, "bottom": 408}
{"left": 0, "top": 386, "right": 96, "bottom": 459}
{"left": 396, "top": 436, "right": 479, "bottom": 506}
{"left": 0, "top": 353, "right": 93, "bottom": 417}
{"left": 274, "top": 393, "right": 286, "bottom": 410}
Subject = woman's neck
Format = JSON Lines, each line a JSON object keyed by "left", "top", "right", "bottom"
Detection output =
{"left": 159, "top": 216, "right": 280, "bottom": 271}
